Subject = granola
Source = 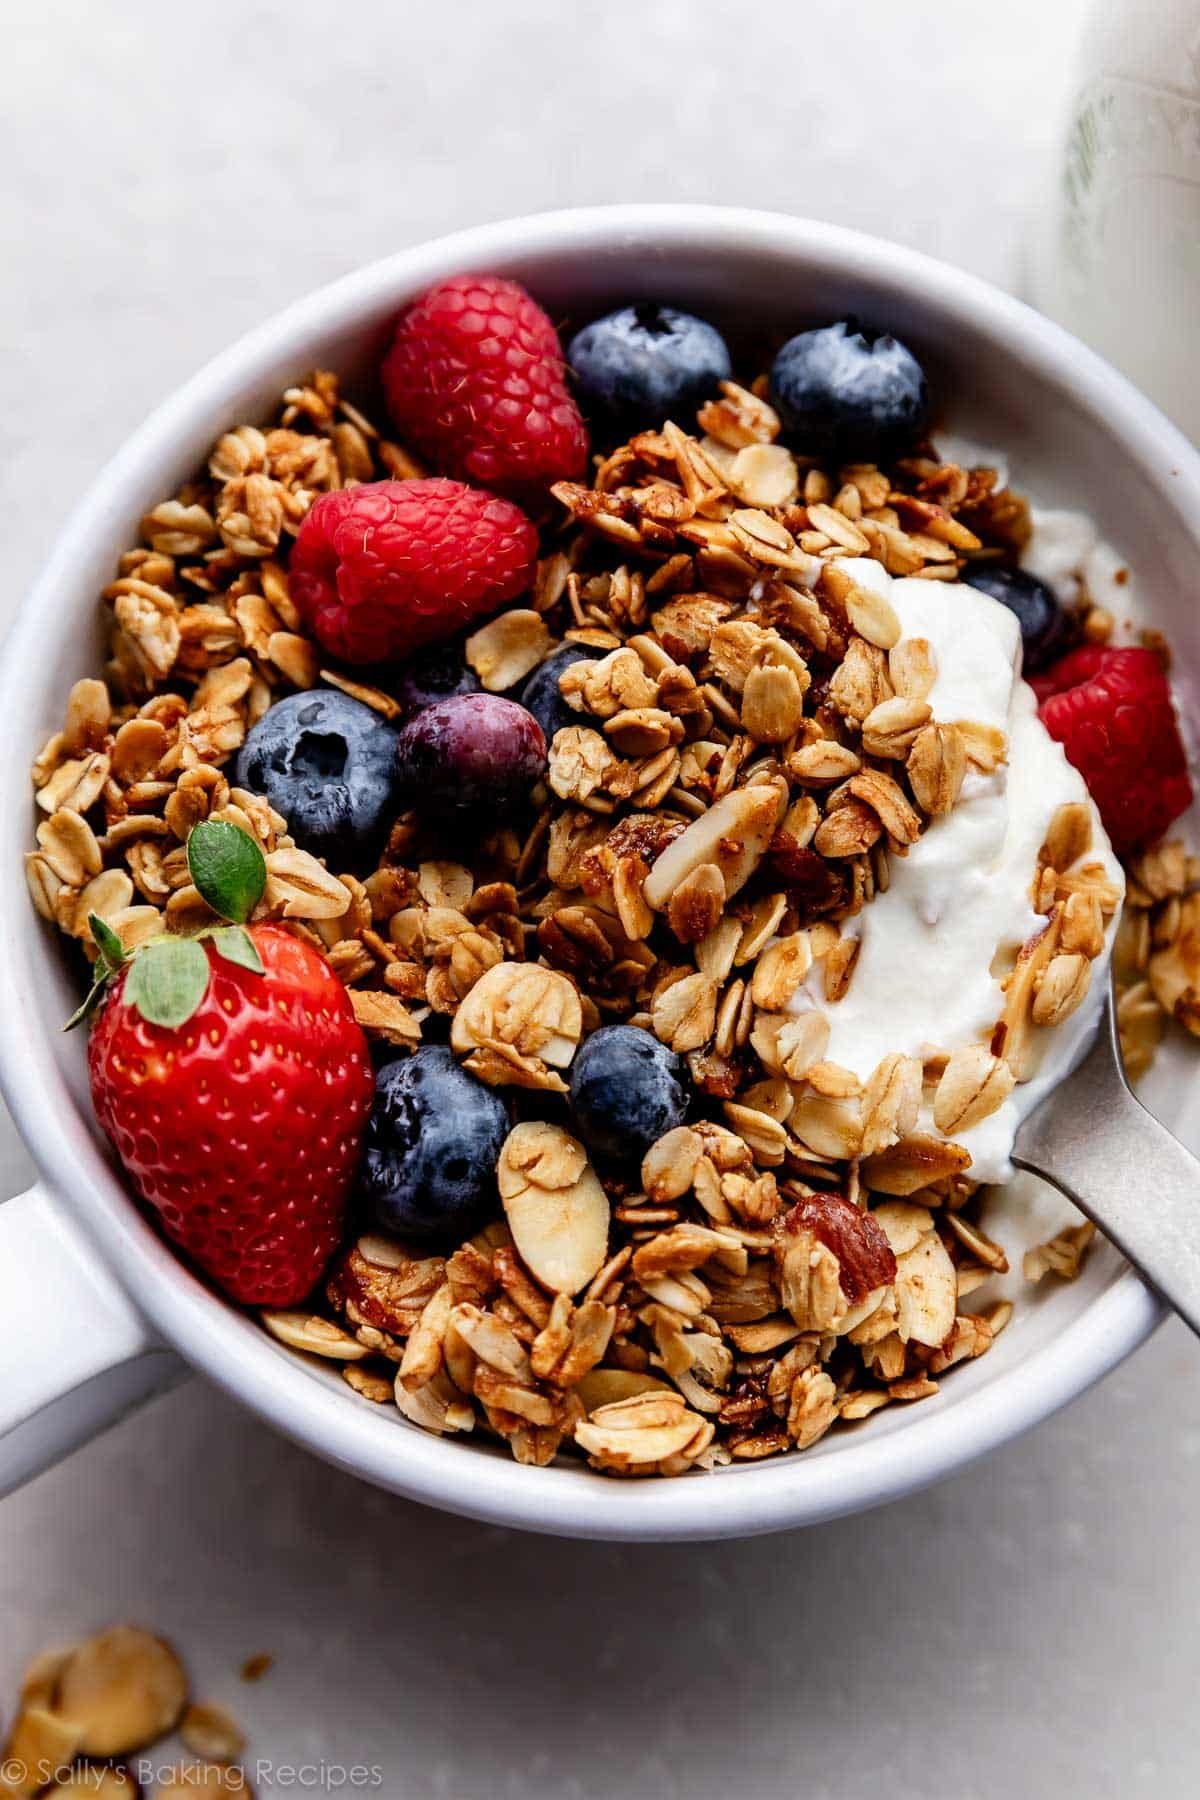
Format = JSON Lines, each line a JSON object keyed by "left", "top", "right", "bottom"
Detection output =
{"left": 27, "top": 285, "right": 1199, "bottom": 1481}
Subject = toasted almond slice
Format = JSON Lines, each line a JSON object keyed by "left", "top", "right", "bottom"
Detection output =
{"left": 260, "top": 1311, "right": 371, "bottom": 1361}
{"left": 575, "top": 1369, "right": 672, "bottom": 1412}
{"left": 181, "top": 1701, "right": 246, "bottom": 1763}
{"left": 465, "top": 609, "right": 553, "bottom": 691}
{"left": 791, "top": 1093, "right": 863, "bottom": 1159}
{"left": 55, "top": 1625, "right": 188, "bottom": 1757}
{"left": 869, "top": 1201, "right": 934, "bottom": 1256}
{"left": 893, "top": 1229, "right": 958, "bottom": 1348}
{"left": 393, "top": 1368, "right": 474, "bottom": 1435}
{"left": 642, "top": 780, "right": 785, "bottom": 910}
{"left": 4, "top": 1705, "right": 84, "bottom": 1794}
{"left": 862, "top": 1133, "right": 972, "bottom": 1196}
{"left": 1040, "top": 800, "right": 1092, "bottom": 872}
{"left": 498, "top": 1123, "right": 610, "bottom": 1294}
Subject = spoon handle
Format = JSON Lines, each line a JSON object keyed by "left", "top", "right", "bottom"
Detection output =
{"left": 1012, "top": 995, "right": 1200, "bottom": 1341}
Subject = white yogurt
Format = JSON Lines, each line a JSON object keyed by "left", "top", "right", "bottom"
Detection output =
{"left": 790, "top": 559, "right": 1124, "bottom": 1183}
{"left": 1022, "top": 506, "right": 1143, "bottom": 640}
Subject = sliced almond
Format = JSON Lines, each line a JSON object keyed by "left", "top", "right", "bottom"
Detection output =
{"left": 1040, "top": 800, "right": 1092, "bottom": 872}
{"left": 791, "top": 1093, "right": 863, "bottom": 1159}
{"left": 498, "top": 1122, "right": 610, "bottom": 1295}
{"left": 726, "top": 442, "right": 799, "bottom": 507}
{"left": 574, "top": 1390, "right": 706, "bottom": 1468}
{"left": 893, "top": 1229, "right": 958, "bottom": 1347}
{"left": 869, "top": 1201, "right": 934, "bottom": 1257}
{"left": 181, "top": 1701, "right": 246, "bottom": 1763}
{"left": 862, "top": 1133, "right": 972, "bottom": 1196}
{"left": 741, "top": 665, "right": 806, "bottom": 744}
{"left": 260, "top": 1311, "right": 371, "bottom": 1361}
{"left": 575, "top": 1369, "right": 672, "bottom": 1412}
{"left": 55, "top": 1625, "right": 188, "bottom": 1757}
{"left": 4, "top": 1705, "right": 83, "bottom": 1794}
{"left": 465, "top": 609, "right": 552, "bottom": 691}
{"left": 642, "top": 780, "right": 785, "bottom": 910}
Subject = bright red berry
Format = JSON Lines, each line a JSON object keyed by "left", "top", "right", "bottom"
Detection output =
{"left": 289, "top": 478, "right": 538, "bottom": 666}
{"left": 381, "top": 274, "right": 589, "bottom": 496}
{"left": 1031, "top": 646, "right": 1192, "bottom": 855}
{"left": 88, "top": 924, "right": 374, "bottom": 1306}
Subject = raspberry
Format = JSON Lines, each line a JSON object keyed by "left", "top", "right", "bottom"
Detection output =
{"left": 1032, "top": 646, "right": 1192, "bottom": 855}
{"left": 381, "top": 274, "right": 589, "bottom": 497}
{"left": 289, "top": 478, "right": 538, "bottom": 666}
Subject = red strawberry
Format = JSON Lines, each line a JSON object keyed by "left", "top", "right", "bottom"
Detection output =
{"left": 84, "top": 835, "right": 374, "bottom": 1306}
{"left": 289, "top": 477, "right": 537, "bottom": 666}
{"left": 381, "top": 274, "right": 589, "bottom": 497}
{"left": 1032, "top": 645, "right": 1192, "bottom": 855}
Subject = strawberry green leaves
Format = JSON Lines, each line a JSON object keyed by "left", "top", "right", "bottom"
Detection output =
{"left": 186, "top": 819, "right": 266, "bottom": 925}
{"left": 207, "top": 925, "right": 264, "bottom": 974}
{"left": 64, "top": 913, "right": 130, "bottom": 1031}
{"left": 123, "top": 937, "right": 211, "bottom": 1028}
{"left": 64, "top": 822, "right": 269, "bottom": 1033}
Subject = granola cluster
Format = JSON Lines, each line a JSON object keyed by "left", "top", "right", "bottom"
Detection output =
{"left": 26, "top": 366, "right": 1200, "bottom": 1477}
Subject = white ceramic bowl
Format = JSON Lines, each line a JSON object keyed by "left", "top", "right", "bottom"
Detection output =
{"left": 1, "top": 204, "right": 1195, "bottom": 1540}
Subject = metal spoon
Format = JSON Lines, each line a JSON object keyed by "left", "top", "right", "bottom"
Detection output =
{"left": 1012, "top": 980, "right": 1200, "bottom": 1338}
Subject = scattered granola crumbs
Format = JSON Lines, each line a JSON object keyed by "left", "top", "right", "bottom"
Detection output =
{"left": 1023, "top": 1220, "right": 1096, "bottom": 1285}
{"left": 239, "top": 1655, "right": 274, "bottom": 1684}
{"left": 1, "top": 1625, "right": 262, "bottom": 1796}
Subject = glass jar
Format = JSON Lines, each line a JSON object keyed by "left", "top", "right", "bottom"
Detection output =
{"left": 1035, "top": 0, "right": 1200, "bottom": 442}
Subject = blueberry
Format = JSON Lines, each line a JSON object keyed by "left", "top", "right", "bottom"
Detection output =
{"left": 394, "top": 692, "right": 546, "bottom": 818}
{"left": 567, "top": 303, "right": 732, "bottom": 431}
{"left": 569, "top": 1024, "right": 690, "bottom": 1164}
{"left": 769, "top": 320, "right": 929, "bottom": 463}
{"left": 395, "top": 641, "right": 480, "bottom": 714}
{"left": 518, "top": 643, "right": 605, "bottom": 742}
{"left": 360, "top": 1047, "right": 508, "bottom": 1244}
{"left": 235, "top": 689, "right": 400, "bottom": 867}
{"left": 963, "top": 565, "right": 1069, "bottom": 674}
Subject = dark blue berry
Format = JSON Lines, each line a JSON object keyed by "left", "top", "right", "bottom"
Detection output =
{"left": 518, "top": 643, "right": 605, "bottom": 743}
{"left": 393, "top": 692, "right": 546, "bottom": 818}
{"left": 235, "top": 689, "right": 400, "bottom": 867}
{"left": 360, "top": 1047, "right": 509, "bottom": 1244}
{"left": 963, "top": 565, "right": 1068, "bottom": 674}
{"left": 567, "top": 303, "right": 732, "bottom": 431}
{"left": 769, "top": 320, "right": 929, "bottom": 463}
{"left": 569, "top": 1025, "right": 690, "bottom": 1164}
{"left": 395, "top": 641, "right": 480, "bottom": 713}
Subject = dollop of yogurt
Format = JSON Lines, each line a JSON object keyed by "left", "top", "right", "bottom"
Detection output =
{"left": 1022, "top": 507, "right": 1142, "bottom": 637}
{"left": 791, "top": 558, "right": 1124, "bottom": 1183}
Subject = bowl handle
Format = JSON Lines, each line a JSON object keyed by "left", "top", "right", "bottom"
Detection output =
{"left": 0, "top": 1182, "right": 185, "bottom": 1494}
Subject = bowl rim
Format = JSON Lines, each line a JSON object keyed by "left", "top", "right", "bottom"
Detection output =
{"left": 0, "top": 203, "right": 1178, "bottom": 1540}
